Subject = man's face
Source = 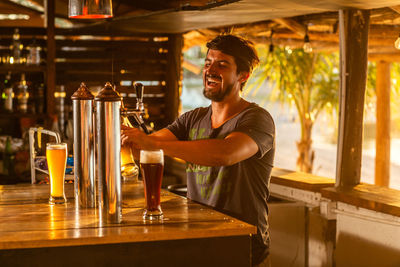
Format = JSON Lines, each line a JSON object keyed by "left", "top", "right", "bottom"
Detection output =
{"left": 202, "top": 49, "right": 244, "bottom": 102}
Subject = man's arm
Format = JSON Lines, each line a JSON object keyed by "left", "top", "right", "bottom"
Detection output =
{"left": 149, "top": 128, "right": 179, "bottom": 141}
{"left": 121, "top": 127, "right": 258, "bottom": 166}
{"left": 121, "top": 125, "right": 178, "bottom": 141}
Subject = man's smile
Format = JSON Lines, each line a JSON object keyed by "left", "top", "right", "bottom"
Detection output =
{"left": 205, "top": 75, "right": 222, "bottom": 88}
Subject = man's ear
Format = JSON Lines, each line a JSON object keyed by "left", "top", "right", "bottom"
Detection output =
{"left": 239, "top": 72, "right": 250, "bottom": 83}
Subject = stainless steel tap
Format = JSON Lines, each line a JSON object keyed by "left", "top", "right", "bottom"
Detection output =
{"left": 71, "top": 83, "right": 96, "bottom": 208}
{"left": 121, "top": 83, "right": 149, "bottom": 134}
{"left": 72, "top": 81, "right": 149, "bottom": 224}
{"left": 95, "top": 82, "right": 122, "bottom": 224}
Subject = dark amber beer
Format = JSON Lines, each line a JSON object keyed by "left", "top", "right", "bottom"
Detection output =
{"left": 140, "top": 149, "right": 164, "bottom": 220}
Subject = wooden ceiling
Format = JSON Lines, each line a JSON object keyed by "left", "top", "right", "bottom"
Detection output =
{"left": 2, "top": 0, "right": 400, "bottom": 57}
{"left": 184, "top": 8, "right": 400, "bottom": 57}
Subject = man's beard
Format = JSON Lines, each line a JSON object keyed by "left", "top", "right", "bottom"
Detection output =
{"left": 203, "top": 83, "right": 234, "bottom": 102}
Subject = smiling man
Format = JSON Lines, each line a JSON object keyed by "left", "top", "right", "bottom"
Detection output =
{"left": 121, "top": 34, "right": 275, "bottom": 266}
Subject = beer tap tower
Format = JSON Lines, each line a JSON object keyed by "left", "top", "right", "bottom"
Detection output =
{"left": 121, "top": 82, "right": 149, "bottom": 134}
{"left": 71, "top": 84, "right": 96, "bottom": 209}
{"left": 72, "top": 82, "right": 147, "bottom": 224}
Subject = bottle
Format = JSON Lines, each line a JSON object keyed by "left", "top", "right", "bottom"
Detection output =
{"left": 17, "top": 73, "right": 29, "bottom": 113}
{"left": 26, "top": 37, "right": 41, "bottom": 65}
{"left": 28, "top": 82, "right": 36, "bottom": 114}
{"left": 3, "top": 136, "right": 15, "bottom": 177}
{"left": 10, "top": 28, "right": 22, "bottom": 64}
{"left": 3, "top": 72, "right": 13, "bottom": 112}
{"left": 0, "top": 74, "right": 3, "bottom": 109}
{"left": 36, "top": 83, "right": 45, "bottom": 114}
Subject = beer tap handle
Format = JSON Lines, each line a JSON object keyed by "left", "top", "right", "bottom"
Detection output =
{"left": 121, "top": 110, "right": 150, "bottom": 134}
{"left": 132, "top": 82, "right": 149, "bottom": 133}
{"left": 134, "top": 82, "right": 144, "bottom": 112}
{"left": 135, "top": 82, "right": 143, "bottom": 101}
{"left": 132, "top": 113, "right": 150, "bottom": 134}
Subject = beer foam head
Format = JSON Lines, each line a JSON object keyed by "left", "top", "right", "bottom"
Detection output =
{"left": 140, "top": 149, "right": 163, "bottom": 164}
{"left": 46, "top": 143, "right": 67, "bottom": 150}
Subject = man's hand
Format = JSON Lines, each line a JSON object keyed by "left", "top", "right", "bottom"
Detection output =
{"left": 121, "top": 125, "right": 156, "bottom": 151}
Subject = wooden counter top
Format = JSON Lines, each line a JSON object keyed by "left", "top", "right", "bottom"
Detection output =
{"left": 271, "top": 168, "right": 335, "bottom": 193}
{"left": 0, "top": 182, "right": 256, "bottom": 251}
{"left": 321, "top": 184, "right": 400, "bottom": 217}
{"left": 271, "top": 168, "right": 400, "bottom": 217}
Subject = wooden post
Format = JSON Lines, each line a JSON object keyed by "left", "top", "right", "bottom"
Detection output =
{"left": 45, "top": 0, "right": 56, "bottom": 116}
{"left": 335, "top": 9, "right": 370, "bottom": 188}
{"left": 375, "top": 60, "right": 391, "bottom": 187}
{"left": 165, "top": 34, "right": 183, "bottom": 125}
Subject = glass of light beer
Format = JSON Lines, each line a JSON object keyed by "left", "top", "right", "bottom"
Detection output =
{"left": 121, "top": 116, "right": 139, "bottom": 182}
{"left": 121, "top": 145, "right": 139, "bottom": 182}
{"left": 140, "top": 149, "right": 164, "bottom": 220}
{"left": 46, "top": 142, "right": 67, "bottom": 204}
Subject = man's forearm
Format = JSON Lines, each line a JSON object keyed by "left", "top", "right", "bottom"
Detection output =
{"left": 153, "top": 132, "right": 258, "bottom": 166}
{"left": 122, "top": 127, "right": 258, "bottom": 166}
{"left": 155, "top": 140, "right": 234, "bottom": 166}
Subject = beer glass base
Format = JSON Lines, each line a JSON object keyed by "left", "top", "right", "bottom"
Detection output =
{"left": 49, "top": 195, "right": 66, "bottom": 204}
{"left": 143, "top": 210, "right": 163, "bottom": 221}
{"left": 121, "top": 164, "right": 139, "bottom": 181}
{"left": 122, "top": 174, "right": 139, "bottom": 183}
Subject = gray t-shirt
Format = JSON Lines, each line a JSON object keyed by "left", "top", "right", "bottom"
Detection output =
{"left": 166, "top": 102, "right": 275, "bottom": 264}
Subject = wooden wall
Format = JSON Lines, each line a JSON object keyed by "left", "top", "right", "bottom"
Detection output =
{"left": 0, "top": 27, "right": 47, "bottom": 137}
{"left": 55, "top": 30, "right": 183, "bottom": 130}
{"left": 0, "top": 27, "right": 183, "bottom": 132}
{"left": 0, "top": 27, "right": 47, "bottom": 96}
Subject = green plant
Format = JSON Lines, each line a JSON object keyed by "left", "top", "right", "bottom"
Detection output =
{"left": 247, "top": 46, "right": 339, "bottom": 173}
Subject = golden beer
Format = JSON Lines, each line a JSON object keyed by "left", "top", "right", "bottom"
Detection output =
{"left": 121, "top": 145, "right": 139, "bottom": 178}
{"left": 46, "top": 143, "right": 67, "bottom": 204}
{"left": 121, "top": 116, "right": 139, "bottom": 182}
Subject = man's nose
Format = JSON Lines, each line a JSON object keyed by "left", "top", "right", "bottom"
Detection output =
{"left": 206, "top": 63, "right": 218, "bottom": 74}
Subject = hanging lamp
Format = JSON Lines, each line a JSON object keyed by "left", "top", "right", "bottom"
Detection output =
{"left": 69, "top": 0, "right": 113, "bottom": 19}
{"left": 303, "top": 26, "right": 313, "bottom": 53}
{"left": 268, "top": 29, "right": 274, "bottom": 53}
{"left": 395, "top": 34, "right": 400, "bottom": 49}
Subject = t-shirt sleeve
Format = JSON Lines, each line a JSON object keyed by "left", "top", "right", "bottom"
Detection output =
{"left": 234, "top": 108, "right": 275, "bottom": 159}
{"left": 166, "top": 111, "right": 191, "bottom": 140}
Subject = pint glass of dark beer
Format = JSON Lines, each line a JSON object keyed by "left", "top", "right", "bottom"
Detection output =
{"left": 140, "top": 149, "right": 164, "bottom": 220}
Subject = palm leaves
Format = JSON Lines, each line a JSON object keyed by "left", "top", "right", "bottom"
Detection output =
{"left": 247, "top": 45, "right": 340, "bottom": 172}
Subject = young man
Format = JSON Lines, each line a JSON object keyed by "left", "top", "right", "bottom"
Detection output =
{"left": 121, "top": 34, "right": 275, "bottom": 266}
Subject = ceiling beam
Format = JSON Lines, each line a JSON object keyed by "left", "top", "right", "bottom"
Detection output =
{"left": 369, "top": 53, "right": 400, "bottom": 62}
{"left": 114, "top": 0, "right": 173, "bottom": 11}
{"left": 389, "top": 5, "right": 400, "bottom": 14}
{"left": 272, "top": 18, "right": 306, "bottom": 37}
{"left": 1, "top": 0, "right": 42, "bottom": 14}
{"left": 252, "top": 25, "right": 398, "bottom": 45}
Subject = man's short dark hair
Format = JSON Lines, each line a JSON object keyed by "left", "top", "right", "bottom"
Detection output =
{"left": 206, "top": 34, "right": 260, "bottom": 74}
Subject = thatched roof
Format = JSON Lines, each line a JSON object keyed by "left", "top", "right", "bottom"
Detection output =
{"left": 2, "top": 0, "right": 400, "bottom": 56}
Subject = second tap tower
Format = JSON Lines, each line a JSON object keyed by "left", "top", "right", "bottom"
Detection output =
{"left": 95, "top": 82, "right": 122, "bottom": 224}
{"left": 72, "top": 82, "right": 122, "bottom": 224}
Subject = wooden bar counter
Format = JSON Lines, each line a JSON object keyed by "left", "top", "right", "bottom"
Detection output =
{"left": 0, "top": 182, "right": 256, "bottom": 266}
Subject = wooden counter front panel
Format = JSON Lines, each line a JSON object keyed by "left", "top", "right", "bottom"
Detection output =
{"left": 0, "top": 183, "right": 255, "bottom": 266}
{"left": 0, "top": 236, "right": 250, "bottom": 267}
